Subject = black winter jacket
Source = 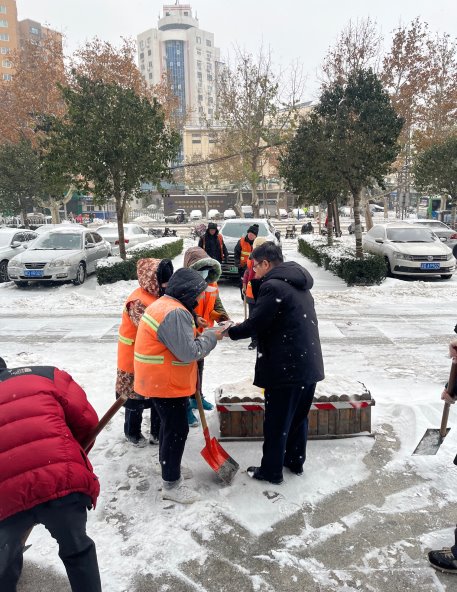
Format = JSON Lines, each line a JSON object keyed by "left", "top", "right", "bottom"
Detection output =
{"left": 228, "top": 261, "right": 325, "bottom": 389}
{"left": 198, "top": 230, "right": 229, "bottom": 263}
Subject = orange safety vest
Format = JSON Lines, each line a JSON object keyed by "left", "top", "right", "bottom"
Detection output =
{"left": 202, "top": 234, "right": 224, "bottom": 260}
{"left": 117, "top": 287, "right": 157, "bottom": 374}
{"left": 194, "top": 282, "right": 219, "bottom": 332}
{"left": 133, "top": 296, "right": 198, "bottom": 398}
{"left": 245, "top": 259, "right": 254, "bottom": 300}
{"left": 239, "top": 237, "right": 252, "bottom": 268}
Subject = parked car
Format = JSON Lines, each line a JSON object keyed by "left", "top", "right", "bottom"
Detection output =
{"left": 35, "top": 223, "right": 86, "bottom": 234}
{"left": 223, "top": 209, "right": 237, "bottom": 220}
{"left": 241, "top": 205, "right": 254, "bottom": 218}
{"left": 208, "top": 209, "right": 221, "bottom": 220}
{"left": 409, "top": 219, "right": 457, "bottom": 257}
{"left": 189, "top": 209, "right": 203, "bottom": 221}
{"left": 219, "top": 218, "right": 281, "bottom": 277}
{"left": 7, "top": 228, "right": 111, "bottom": 286}
{"left": 164, "top": 209, "right": 187, "bottom": 223}
{"left": 0, "top": 228, "right": 38, "bottom": 282}
{"left": 278, "top": 208, "right": 288, "bottom": 220}
{"left": 362, "top": 222, "right": 456, "bottom": 279}
{"left": 95, "top": 223, "right": 150, "bottom": 252}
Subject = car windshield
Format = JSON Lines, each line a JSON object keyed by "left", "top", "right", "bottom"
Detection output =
{"left": 32, "top": 233, "right": 82, "bottom": 250}
{"left": 0, "top": 233, "right": 14, "bottom": 247}
{"left": 222, "top": 222, "right": 268, "bottom": 238}
{"left": 386, "top": 228, "right": 435, "bottom": 243}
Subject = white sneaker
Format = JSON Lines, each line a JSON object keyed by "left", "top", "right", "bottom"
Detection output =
{"left": 162, "top": 479, "right": 200, "bottom": 504}
{"left": 153, "top": 462, "right": 193, "bottom": 480}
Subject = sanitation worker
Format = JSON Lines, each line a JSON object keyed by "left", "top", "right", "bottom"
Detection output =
{"left": 0, "top": 357, "right": 101, "bottom": 592}
{"left": 116, "top": 258, "right": 174, "bottom": 446}
{"left": 242, "top": 236, "right": 267, "bottom": 350}
{"left": 134, "top": 268, "right": 223, "bottom": 504}
{"left": 183, "top": 246, "right": 230, "bottom": 426}
{"left": 234, "top": 223, "right": 259, "bottom": 298}
{"left": 228, "top": 242, "right": 325, "bottom": 484}
{"left": 198, "top": 222, "right": 228, "bottom": 264}
{"left": 428, "top": 339, "right": 457, "bottom": 573}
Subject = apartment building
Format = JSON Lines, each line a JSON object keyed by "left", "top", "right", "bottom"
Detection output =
{"left": 137, "top": 2, "right": 221, "bottom": 127}
{"left": 0, "top": 0, "right": 18, "bottom": 81}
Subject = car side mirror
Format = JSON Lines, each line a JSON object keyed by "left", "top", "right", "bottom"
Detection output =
{"left": 375, "top": 238, "right": 384, "bottom": 244}
{"left": 440, "top": 237, "right": 447, "bottom": 242}
{"left": 275, "top": 231, "right": 281, "bottom": 240}
{"left": 11, "top": 241, "right": 23, "bottom": 248}
{"left": 85, "top": 242, "right": 95, "bottom": 249}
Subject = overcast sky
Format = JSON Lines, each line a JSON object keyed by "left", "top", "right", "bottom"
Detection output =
{"left": 17, "top": 0, "right": 457, "bottom": 99}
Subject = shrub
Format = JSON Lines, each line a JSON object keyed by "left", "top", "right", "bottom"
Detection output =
{"left": 298, "top": 238, "right": 386, "bottom": 286}
{"left": 96, "top": 238, "right": 183, "bottom": 285}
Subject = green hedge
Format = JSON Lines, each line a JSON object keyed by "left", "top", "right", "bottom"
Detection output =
{"left": 298, "top": 238, "right": 387, "bottom": 286}
{"left": 96, "top": 239, "right": 183, "bottom": 285}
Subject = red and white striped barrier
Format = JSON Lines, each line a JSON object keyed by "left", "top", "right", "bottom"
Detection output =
{"left": 216, "top": 400, "right": 374, "bottom": 413}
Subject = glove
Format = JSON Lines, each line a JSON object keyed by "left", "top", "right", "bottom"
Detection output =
{"left": 209, "top": 311, "right": 230, "bottom": 322}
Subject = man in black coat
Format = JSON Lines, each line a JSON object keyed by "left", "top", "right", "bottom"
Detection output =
{"left": 228, "top": 242, "right": 324, "bottom": 484}
{"left": 198, "top": 222, "right": 229, "bottom": 264}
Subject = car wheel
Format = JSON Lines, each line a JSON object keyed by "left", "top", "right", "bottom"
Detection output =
{"left": 385, "top": 257, "right": 392, "bottom": 277}
{"left": 441, "top": 274, "right": 453, "bottom": 280}
{"left": 14, "top": 281, "right": 28, "bottom": 288}
{"left": 0, "top": 259, "right": 9, "bottom": 282}
{"left": 73, "top": 263, "right": 86, "bottom": 285}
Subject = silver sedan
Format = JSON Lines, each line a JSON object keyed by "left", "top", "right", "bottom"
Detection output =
{"left": 0, "top": 228, "right": 38, "bottom": 282}
{"left": 7, "top": 228, "right": 110, "bottom": 287}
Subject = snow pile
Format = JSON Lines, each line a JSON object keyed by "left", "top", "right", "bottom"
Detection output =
{"left": 126, "top": 236, "right": 180, "bottom": 254}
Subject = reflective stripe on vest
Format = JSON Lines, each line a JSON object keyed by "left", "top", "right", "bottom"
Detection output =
{"left": 117, "top": 287, "right": 157, "bottom": 374}
{"left": 134, "top": 296, "right": 198, "bottom": 398}
{"left": 239, "top": 237, "right": 252, "bottom": 267}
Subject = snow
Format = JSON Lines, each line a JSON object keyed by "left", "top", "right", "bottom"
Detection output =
{"left": 2, "top": 237, "right": 457, "bottom": 590}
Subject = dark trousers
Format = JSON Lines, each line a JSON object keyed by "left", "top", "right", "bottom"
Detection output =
{"left": 247, "top": 303, "right": 257, "bottom": 344}
{"left": 0, "top": 493, "right": 101, "bottom": 592}
{"left": 260, "top": 383, "right": 316, "bottom": 482}
{"left": 151, "top": 396, "right": 189, "bottom": 482}
{"left": 124, "top": 397, "right": 161, "bottom": 439}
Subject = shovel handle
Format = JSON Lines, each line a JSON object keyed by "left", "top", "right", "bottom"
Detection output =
{"left": 80, "top": 393, "right": 128, "bottom": 451}
{"left": 194, "top": 366, "right": 210, "bottom": 437}
{"left": 441, "top": 362, "right": 457, "bottom": 438}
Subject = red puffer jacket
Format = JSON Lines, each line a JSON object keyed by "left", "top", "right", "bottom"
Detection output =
{"left": 0, "top": 366, "right": 100, "bottom": 521}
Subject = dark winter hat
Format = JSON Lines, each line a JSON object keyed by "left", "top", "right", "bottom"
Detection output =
{"left": 247, "top": 224, "right": 259, "bottom": 236}
{"left": 165, "top": 268, "right": 207, "bottom": 312}
{"left": 207, "top": 222, "right": 218, "bottom": 231}
{"left": 0, "top": 357, "right": 6, "bottom": 369}
{"left": 157, "top": 259, "right": 174, "bottom": 285}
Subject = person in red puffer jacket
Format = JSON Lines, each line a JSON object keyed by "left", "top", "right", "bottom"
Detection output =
{"left": 0, "top": 357, "right": 101, "bottom": 592}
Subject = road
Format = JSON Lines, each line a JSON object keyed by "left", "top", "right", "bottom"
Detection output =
{"left": 3, "top": 240, "right": 457, "bottom": 592}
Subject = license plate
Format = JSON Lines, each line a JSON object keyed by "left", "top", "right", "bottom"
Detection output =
{"left": 420, "top": 262, "right": 440, "bottom": 270}
{"left": 230, "top": 266, "right": 238, "bottom": 273}
{"left": 24, "top": 270, "right": 44, "bottom": 277}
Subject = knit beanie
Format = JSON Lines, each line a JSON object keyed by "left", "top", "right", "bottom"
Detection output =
{"left": 247, "top": 224, "right": 259, "bottom": 236}
{"left": 207, "top": 222, "right": 218, "bottom": 231}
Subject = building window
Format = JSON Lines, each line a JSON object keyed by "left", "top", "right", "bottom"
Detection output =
{"left": 0, "top": 33, "right": 9, "bottom": 41}
{"left": 165, "top": 40, "right": 186, "bottom": 117}
{"left": 0, "top": 19, "right": 7, "bottom": 27}
{"left": 208, "top": 109, "right": 213, "bottom": 116}
{"left": 196, "top": 36, "right": 201, "bottom": 44}
{"left": 147, "top": 37, "right": 151, "bottom": 46}
{"left": 208, "top": 97, "right": 213, "bottom": 104}
{"left": 149, "top": 73, "right": 153, "bottom": 79}
{"left": 0, "top": 7, "right": 6, "bottom": 14}
{"left": 30, "top": 26, "right": 40, "bottom": 35}
{"left": 0, "top": 47, "right": 9, "bottom": 54}
{"left": 140, "top": 52, "right": 144, "bottom": 59}
{"left": 176, "top": 61, "right": 180, "bottom": 67}
{"left": 2, "top": 58, "right": 11, "bottom": 67}
{"left": 2, "top": 73, "right": 12, "bottom": 80}
{"left": 207, "top": 52, "right": 212, "bottom": 61}
{"left": 207, "top": 74, "right": 213, "bottom": 81}
{"left": 140, "top": 40, "right": 144, "bottom": 49}
{"left": 197, "top": 49, "right": 201, "bottom": 56}
{"left": 165, "top": 11, "right": 170, "bottom": 16}
{"left": 198, "top": 94, "right": 203, "bottom": 102}
{"left": 148, "top": 49, "right": 151, "bottom": 56}
{"left": 192, "top": 139, "right": 201, "bottom": 144}
{"left": 184, "top": 11, "right": 189, "bottom": 16}
{"left": 197, "top": 61, "right": 201, "bottom": 70}
{"left": 206, "top": 39, "right": 212, "bottom": 47}
{"left": 197, "top": 71, "right": 202, "bottom": 80}
{"left": 148, "top": 61, "right": 152, "bottom": 68}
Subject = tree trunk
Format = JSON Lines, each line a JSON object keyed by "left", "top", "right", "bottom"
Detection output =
{"left": 383, "top": 196, "right": 389, "bottom": 220}
{"left": 116, "top": 194, "right": 127, "bottom": 260}
{"left": 19, "top": 198, "right": 29, "bottom": 229}
{"left": 353, "top": 188, "right": 364, "bottom": 259}
{"left": 204, "top": 191, "right": 209, "bottom": 220}
{"left": 234, "top": 189, "right": 243, "bottom": 217}
{"left": 50, "top": 202, "right": 60, "bottom": 224}
{"left": 327, "top": 201, "right": 334, "bottom": 247}
{"left": 251, "top": 185, "right": 260, "bottom": 218}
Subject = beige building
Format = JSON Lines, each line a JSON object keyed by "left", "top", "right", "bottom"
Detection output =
{"left": 0, "top": 0, "right": 18, "bottom": 81}
{"left": 137, "top": 2, "right": 221, "bottom": 127}
{"left": 17, "top": 18, "right": 62, "bottom": 49}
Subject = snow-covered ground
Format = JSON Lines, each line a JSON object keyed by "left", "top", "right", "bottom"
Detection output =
{"left": 2, "top": 238, "right": 457, "bottom": 591}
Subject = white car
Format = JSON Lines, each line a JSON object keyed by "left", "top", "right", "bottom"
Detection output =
{"left": 409, "top": 219, "right": 457, "bottom": 257}
{"left": 35, "top": 223, "right": 86, "bottom": 234}
{"left": 223, "top": 209, "right": 237, "bottom": 220}
{"left": 95, "top": 224, "right": 150, "bottom": 252}
{"left": 278, "top": 208, "right": 288, "bottom": 219}
{"left": 8, "top": 228, "right": 111, "bottom": 286}
{"left": 189, "top": 209, "right": 203, "bottom": 221}
{"left": 0, "top": 228, "right": 38, "bottom": 282}
{"left": 219, "top": 218, "right": 281, "bottom": 277}
{"left": 207, "top": 209, "right": 221, "bottom": 220}
{"left": 362, "top": 222, "right": 456, "bottom": 279}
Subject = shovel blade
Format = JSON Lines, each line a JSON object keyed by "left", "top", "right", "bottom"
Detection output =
{"left": 200, "top": 437, "right": 239, "bottom": 484}
{"left": 413, "top": 428, "right": 450, "bottom": 455}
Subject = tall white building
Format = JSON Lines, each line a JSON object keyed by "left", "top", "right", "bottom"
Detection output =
{"left": 137, "top": 2, "right": 221, "bottom": 127}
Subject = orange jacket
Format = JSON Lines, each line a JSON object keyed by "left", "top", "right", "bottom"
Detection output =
{"left": 194, "top": 282, "right": 219, "bottom": 332}
{"left": 117, "top": 287, "right": 157, "bottom": 374}
{"left": 244, "top": 259, "right": 255, "bottom": 300}
{"left": 239, "top": 237, "right": 252, "bottom": 268}
{"left": 133, "top": 297, "right": 198, "bottom": 398}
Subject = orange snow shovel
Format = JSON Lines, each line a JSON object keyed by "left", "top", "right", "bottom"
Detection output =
{"left": 413, "top": 361, "right": 457, "bottom": 455}
{"left": 194, "top": 371, "right": 239, "bottom": 484}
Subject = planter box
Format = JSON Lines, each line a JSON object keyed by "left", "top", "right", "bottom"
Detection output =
{"left": 215, "top": 376, "right": 375, "bottom": 441}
